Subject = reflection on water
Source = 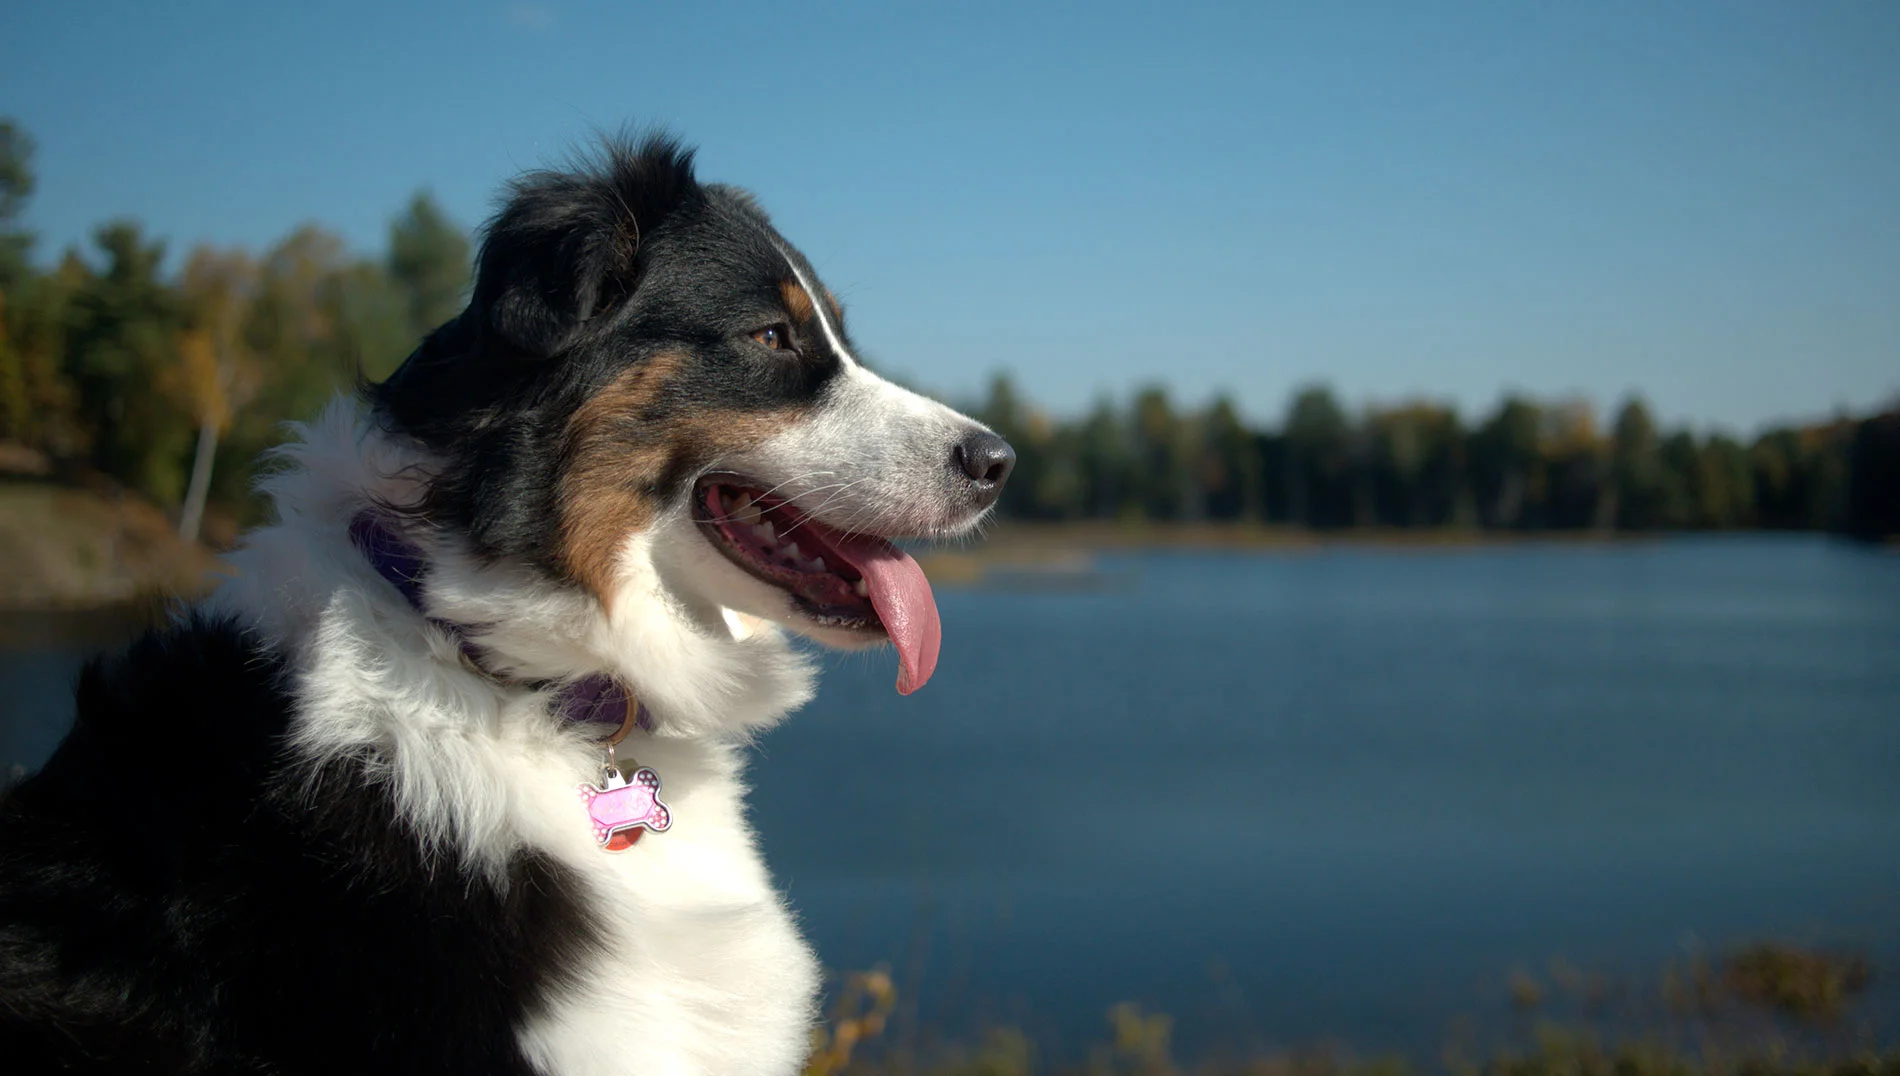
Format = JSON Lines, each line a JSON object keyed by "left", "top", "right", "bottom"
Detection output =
{"left": 4, "top": 536, "right": 1898, "bottom": 1053}
{"left": 0, "top": 608, "right": 144, "bottom": 780}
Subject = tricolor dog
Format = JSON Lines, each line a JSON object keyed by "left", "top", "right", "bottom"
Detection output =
{"left": 0, "top": 135, "right": 1014, "bottom": 1075}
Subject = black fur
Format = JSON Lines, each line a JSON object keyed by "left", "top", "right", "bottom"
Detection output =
{"left": 371, "top": 134, "right": 853, "bottom": 576}
{"left": 0, "top": 617, "right": 602, "bottom": 1074}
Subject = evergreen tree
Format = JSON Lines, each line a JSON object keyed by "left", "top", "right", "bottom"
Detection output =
{"left": 1657, "top": 430, "right": 1701, "bottom": 529}
{"left": 61, "top": 222, "right": 192, "bottom": 500}
{"left": 1541, "top": 398, "right": 1607, "bottom": 530}
{"left": 978, "top": 371, "right": 1052, "bottom": 519}
{"left": 1203, "top": 394, "right": 1261, "bottom": 521}
{"left": 1079, "top": 395, "right": 1132, "bottom": 519}
{"left": 0, "top": 119, "right": 75, "bottom": 453}
{"left": 387, "top": 191, "right": 470, "bottom": 344}
{"left": 1130, "top": 386, "right": 1182, "bottom": 520}
{"left": 1843, "top": 409, "right": 1900, "bottom": 539}
{"left": 0, "top": 120, "right": 35, "bottom": 293}
{"left": 1694, "top": 434, "right": 1754, "bottom": 528}
{"left": 1471, "top": 396, "right": 1543, "bottom": 529}
{"left": 1369, "top": 403, "right": 1463, "bottom": 527}
{"left": 331, "top": 258, "right": 418, "bottom": 382}
{"left": 0, "top": 120, "right": 38, "bottom": 443}
{"left": 1283, "top": 384, "right": 1349, "bottom": 527}
{"left": 1612, "top": 397, "right": 1667, "bottom": 529}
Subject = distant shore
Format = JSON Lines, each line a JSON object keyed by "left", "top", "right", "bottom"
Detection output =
{"left": 962, "top": 518, "right": 1668, "bottom": 552}
{"left": 3, "top": 476, "right": 1881, "bottom": 612}
{"left": 914, "top": 519, "right": 1684, "bottom": 588}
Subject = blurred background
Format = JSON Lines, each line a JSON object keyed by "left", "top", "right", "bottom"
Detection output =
{"left": 1, "top": 2, "right": 1897, "bottom": 1073}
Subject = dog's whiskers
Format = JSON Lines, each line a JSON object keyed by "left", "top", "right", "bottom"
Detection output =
{"left": 700, "top": 470, "right": 838, "bottom": 524}
{"left": 776, "top": 479, "right": 875, "bottom": 539}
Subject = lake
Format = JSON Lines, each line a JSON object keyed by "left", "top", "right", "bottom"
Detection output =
{"left": 4, "top": 536, "right": 1898, "bottom": 1058}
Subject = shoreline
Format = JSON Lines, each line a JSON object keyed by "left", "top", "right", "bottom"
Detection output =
{"left": 964, "top": 518, "right": 1859, "bottom": 550}
{"left": 1, "top": 474, "right": 1877, "bottom": 614}
{"left": 910, "top": 521, "right": 1867, "bottom": 588}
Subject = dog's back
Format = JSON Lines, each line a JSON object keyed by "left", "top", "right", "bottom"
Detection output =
{"left": 0, "top": 617, "right": 589, "bottom": 1074}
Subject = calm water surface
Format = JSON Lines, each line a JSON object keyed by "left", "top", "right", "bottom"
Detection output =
{"left": 4, "top": 536, "right": 1898, "bottom": 1054}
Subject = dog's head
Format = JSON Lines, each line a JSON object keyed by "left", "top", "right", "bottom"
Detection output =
{"left": 370, "top": 136, "right": 1011, "bottom": 698}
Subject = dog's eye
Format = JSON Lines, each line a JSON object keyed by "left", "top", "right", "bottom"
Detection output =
{"left": 751, "top": 325, "right": 792, "bottom": 352}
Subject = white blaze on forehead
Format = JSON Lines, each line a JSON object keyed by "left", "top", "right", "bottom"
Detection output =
{"left": 737, "top": 239, "right": 1002, "bottom": 540}
{"left": 776, "top": 244, "right": 857, "bottom": 368}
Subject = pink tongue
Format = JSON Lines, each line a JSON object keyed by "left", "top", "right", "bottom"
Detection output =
{"left": 823, "top": 534, "right": 941, "bottom": 695}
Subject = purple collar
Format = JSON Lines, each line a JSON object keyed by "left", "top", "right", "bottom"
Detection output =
{"left": 348, "top": 512, "right": 651, "bottom": 741}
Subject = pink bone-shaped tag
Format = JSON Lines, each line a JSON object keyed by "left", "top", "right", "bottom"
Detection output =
{"left": 576, "top": 767, "right": 672, "bottom": 850}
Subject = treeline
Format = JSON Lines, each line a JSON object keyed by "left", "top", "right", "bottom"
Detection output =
{"left": 0, "top": 120, "right": 468, "bottom": 537}
{"left": 1, "top": 118, "right": 1895, "bottom": 540}
{"left": 973, "top": 376, "right": 1900, "bottom": 538}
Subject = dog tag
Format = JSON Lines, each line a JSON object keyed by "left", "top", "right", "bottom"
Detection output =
{"left": 577, "top": 765, "right": 672, "bottom": 852}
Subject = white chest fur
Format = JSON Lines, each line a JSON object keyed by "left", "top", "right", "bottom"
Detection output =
{"left": 283, "top": 619, "right": 820, "bottom": 1076}
{"left": 513, "top": 734, "right": 820, "bottom": 1076}
{"left": 282, "top": 626, "right": 822, "bottom": 1076}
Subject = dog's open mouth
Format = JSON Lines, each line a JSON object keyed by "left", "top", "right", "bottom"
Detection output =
{"left": 693, "top": 477, "right": 941, "bottom": 694}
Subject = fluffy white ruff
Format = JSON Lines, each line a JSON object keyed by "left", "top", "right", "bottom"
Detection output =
{"left": 206, "top": 398, "right": 821, "bottom": 1076}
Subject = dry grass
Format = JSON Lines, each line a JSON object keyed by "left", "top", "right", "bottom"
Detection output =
{"left": 0, "top": 478, "right": 225, "bottom": 609}
{"left": 809, "top": 944, "right": 1893, "bottom": 1076}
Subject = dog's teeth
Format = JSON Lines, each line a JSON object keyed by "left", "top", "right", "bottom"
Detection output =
{"left": 736, "top": 503, "right": 762, "bottom": 525}
{"left": 734, "top": 493, "right": 753, "bottom": 511}
{"left": 783, "top": 540, "right": 803, "bottom": 561}
{"left": 755, "top": 521, "right": 775, "bottom": 542}
{"left": 810, "top": 557, "right": 826, "bottom": 573}
{"left": 853, "top": 578, "right": 868, "bottom": 597}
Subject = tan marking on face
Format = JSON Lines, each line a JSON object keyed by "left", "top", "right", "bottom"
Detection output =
{"left": 778, "top": 279, "right": 814, "bottom": 323}
{"left": 677, "top": 406, "right": 811, "bottom": 460}
{"left": 558, "top": 350, "right": 814, "bottom": 603}
{"left": 559, "top": 353, "right": 683, "bottom": 601}
{"left": 823, "top": 288, "right": 842, "bottom": 321}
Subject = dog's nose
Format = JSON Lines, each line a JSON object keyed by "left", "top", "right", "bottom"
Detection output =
{"left": 952, "top": 431, "right": 1016, "bottom": 505}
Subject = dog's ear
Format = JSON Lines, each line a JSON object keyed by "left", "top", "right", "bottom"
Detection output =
{"left": 475, "top": 200, "right": 630, "bottom": 357}
{"left": 473, "top": 137, "right": 699, "bottom": 357}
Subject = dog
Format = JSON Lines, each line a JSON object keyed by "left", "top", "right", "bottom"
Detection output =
{"left": 0, "top": 135, "right": 1013, "bottom": 1075}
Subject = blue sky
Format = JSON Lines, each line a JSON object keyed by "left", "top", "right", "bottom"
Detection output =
{"left": 2, "top": 1, "right": 1894, "bottom": 433}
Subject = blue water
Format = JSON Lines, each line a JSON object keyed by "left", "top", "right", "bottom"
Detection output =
{"left": 5, "top": 536, "right": 1898, "bottom": 1055}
